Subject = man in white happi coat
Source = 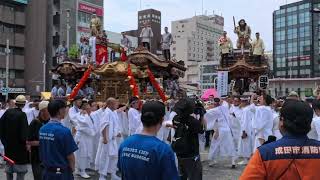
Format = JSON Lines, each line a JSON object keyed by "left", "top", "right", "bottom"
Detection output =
{"left": 128, "top": 97, "right": 141, "bottom": 136}
{"left": 229, "top": 97, "right": 243, "bottom": 152}
{"left": 308, "top": 100, "right": 320, "bottom": 141}
{"left": 139, "top": 23, "right": 154, "bottom": 51}
{"left": 237, "top": 97, "right": 254, "bottom": 165}
{"left": 205, "top": 98, "right": 236, "bottom": 168}
{"left": 74, "top": 100, "right": 96, "bottom": 179}
{"left": 161, "top": 27, "right": 173, "bottom": 61}
{"left": 23, "top": 100, "right": 40, "bottom": 125}
{"left": 95, "top": 98, "right": 121, "bottom": 180}
{"left": 252, "top": 94, "right": 274, "bottom": 151}
{"left": 116, "top": 105, "right": 129, "bottom": 140}
{"left": 62, "top": 96, "right": 82, "bottom": 134}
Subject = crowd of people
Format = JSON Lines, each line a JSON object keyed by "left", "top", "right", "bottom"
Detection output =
{"left": 0, "top": 90, "right": 320, "bottom": 180}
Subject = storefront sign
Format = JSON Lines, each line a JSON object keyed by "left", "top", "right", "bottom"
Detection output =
{"left": 78, "top": 2, "right": 103, "bottom": 16}
{"left": 1, "top": 87, "right": 26, "bottom": 94}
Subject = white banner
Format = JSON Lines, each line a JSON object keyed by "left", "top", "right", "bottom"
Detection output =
{"left": 217, "top": 71, "right": 228, "bottom": 97}
{"left": 89, "top": 37, "right": 96, "bottom": 64}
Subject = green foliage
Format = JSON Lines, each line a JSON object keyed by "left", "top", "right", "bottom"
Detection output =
{"left": 68, "top": 44, "right": 79, "bottom": 59}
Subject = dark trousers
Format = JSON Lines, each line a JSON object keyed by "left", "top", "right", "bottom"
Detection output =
{"left": 42, "top": 169, "right": 74, "bottom": 180}
{"left": 31, "top": 163, "right": 43, "bottom": 180}
{"left": 142, "top": 42, "right": 151, "bottom": 51}
{"left": 254, "top": 55, "right": 262, "bottom": 66}
{"left": 205, "top": 130, "right": 214, "bottom": 147}
{"left": 163, "top": 49, "right": 171, "bottom": 60}
{"left": 221, "top": 53, "right": 229, "bottom": 67}
{"left": 178, "top": 156, "right": 203, "bottom": 180}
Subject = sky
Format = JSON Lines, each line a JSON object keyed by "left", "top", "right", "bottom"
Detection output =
{"left": 104, "top": 0, "right": 300, "bottom": 51}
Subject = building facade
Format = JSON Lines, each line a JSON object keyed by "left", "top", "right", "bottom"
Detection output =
{"left": 0, "top": 0, "right": 27, "bottom": 99}
{"left": 269, "top": 77, "right": 319, "bottom": 99}
{"left": 137, "top": 9, "right": 161, "bottom": 54}
{"left": 171, "top": 15, "right": 224, "bottom": 91}
{"left": 273, "top": 0, "right": 320, "bottom": 78}
{"left": 23, "top": 0, "right": 103, "bottom": 96}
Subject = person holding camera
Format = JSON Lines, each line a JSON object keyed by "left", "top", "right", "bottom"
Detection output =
{"left": 171, "top": 98, "right": 204, "bottom": 180}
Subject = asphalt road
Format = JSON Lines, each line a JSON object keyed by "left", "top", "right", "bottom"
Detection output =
{"left": 0, "top": 152, "right": 245, "bottom": 180}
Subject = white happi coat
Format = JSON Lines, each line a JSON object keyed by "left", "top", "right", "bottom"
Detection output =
{"left": 308, "top": 116, "right": 320, "bottom": 141}
{"left": 272, "top": 111, "right": 282, "bottom": 140}
{"left": 23, "top": 107, "right": 39, "bottom": 125}
{"left": 140, "top": 27, "right": 154, "bottom": 43}
{"left": 205, "top": 105, "right": 235, "bottom": 160}
{"left": 63, "top": 106, "right": 80, "bottom": 130}
{"left": 117, "top": 111, "right": 129, "bottom": 138}
{"left": 90, "top": 109, "right": 104, "bottom": 165}
{"left": 128, "top": 108, "right": 141, "bottom": 135}
{"left": 252, "top": 105, "right": 274, "bottom": 150}
{"left": 238, "top": 105, "right": 254, "bottom": 158}
{"left": 156, "top": 110, "right": 171, "bottom": 142}
{"left": 95, "top": 108, "right": 119, "bottom": 176}
{"left": 229, "top": 105, "right": 243, "bottom": 149}
{"left": 75, "top": 112, "right": 96, "bottom": 169}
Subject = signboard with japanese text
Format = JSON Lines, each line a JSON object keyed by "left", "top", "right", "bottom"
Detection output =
{"left": 217, "top": 71, "right": 228, "bottom": 97}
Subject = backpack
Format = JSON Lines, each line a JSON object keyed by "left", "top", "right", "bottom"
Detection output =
{"left": 171, "top": 115, "right": 193, "bottom": 156}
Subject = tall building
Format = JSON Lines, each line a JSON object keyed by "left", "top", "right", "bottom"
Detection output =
{"left": 273, "top": 0, "right": 320, "bottom": 79}
{"left": 0, "top": 0, "right": 27, "bottom": 99}
{"left": 171, "top": 15, "right": 224, "bottom": 91}
{"left": 23, "top": 0, "right": 103, "bottom": 96}
{"left": 137, "top": 9, "right": 162, "bottom": 54}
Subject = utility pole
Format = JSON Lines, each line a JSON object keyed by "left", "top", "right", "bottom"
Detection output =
{"left": 5, "top": 40, "right": 10, "bottom": 101}
{"left": 42, "top": 53, "right": 46, "bottom": 91}
{"left": 66, "top": 9, "right": 71, "bottom": 49}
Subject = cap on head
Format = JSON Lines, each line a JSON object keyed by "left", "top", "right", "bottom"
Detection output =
{"left": 39, "top": 101, "right": 49, "bottom": 111}
{"left": 15, "top": 95, "right": 26, "bottom": 105}
{"left": 288, "top": 91, "right": 299, "bottom": 98}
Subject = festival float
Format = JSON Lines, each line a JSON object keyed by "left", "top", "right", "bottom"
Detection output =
{"left": 52, "top": 16, "right": 186, "bottom": 103}
{"left": 218, "top": 18, "right": 269, "bottom": 95}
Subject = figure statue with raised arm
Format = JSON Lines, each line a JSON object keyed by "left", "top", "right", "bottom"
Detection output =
{"left": 234, "top": 19, "right": 251, "bottom": 49}
{"left": 90, "top": 14, "right": 102, "bottom": 37}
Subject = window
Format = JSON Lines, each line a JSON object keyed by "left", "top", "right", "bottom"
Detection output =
{"left": 299, "top": 26, "right": 310, "bottom": 37}
{"left": 287, "top": 6, "right": 297, "bottom": 13}
{"left": 275, "top": 17, "right": 286, "bottom": 28}
{"left": 299, "top": 3, "right": 310, "bottom": 10}
{"left": 139, "top": 16, "right": 142, "bottom": 19}
{"left": 287, "top": 28, "right": 297, "bottom": 39}
{"left": 300, "top": 40, "right": 311, "bottom": 54}
{"left": 275, "top": 43, "right": 285, "bottom": 55}
{"left": 287, "top": 14, "right": 298, "bottom": 26}
{"left": 305, "top": 88, "right": 313, "bottom": 97}
{"left": 299, "top": 12, "right": 310, "bottom": 24}
{"left": 276, "top": 30, "right": 285, "bottom": 41}
{"left": 9, "top": 70, "right": 15, "bottom": 79}
{"left": 275, "top": 9, "right": 285, "bottom": 15}
{"left": 276, "top": 57, "right": 286, "bottom": 68}
{"left": 287, "top": 42, "right": 298, "bottom": 53}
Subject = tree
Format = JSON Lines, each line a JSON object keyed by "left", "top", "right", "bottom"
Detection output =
{"left": 68, "top": 44, "right": 79, "bottom": 59}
